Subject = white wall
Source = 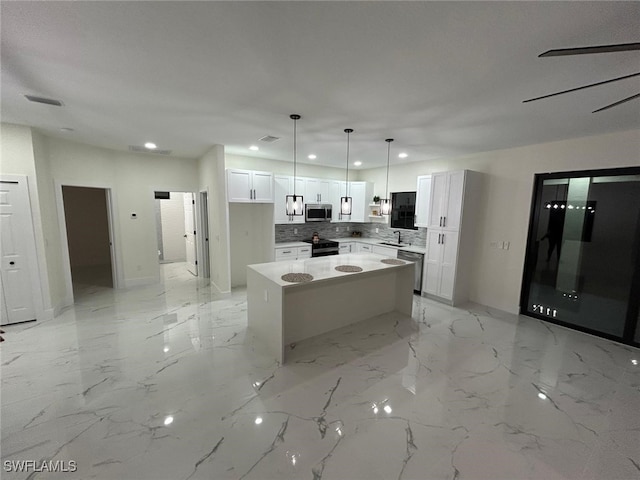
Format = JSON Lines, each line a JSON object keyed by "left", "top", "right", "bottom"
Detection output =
{"left": 359, "top": 128, "right": 640, "bottom": 314}
{"left": 0, "top": 124, "right": 51, "bottom": 318}
{"left": 198, "top": 145, "right": 231, "bottom": 293}
{"left": 226, "top": 154, "right": 348, "bottom": 180}
{"left": 159, "top": 192, "right": 187, "bottom": 262}
{"left": 31, "top": 134, "right": 199, "bottom": 303}
{"left": 229, "top": 203, "right": 274, "bottom": 287}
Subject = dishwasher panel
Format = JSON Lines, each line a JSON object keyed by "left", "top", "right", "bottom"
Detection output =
{"left": 397, "top": 250, "right": 424, "bottom": 293}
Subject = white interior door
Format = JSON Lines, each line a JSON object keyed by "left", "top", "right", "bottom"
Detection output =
{"left": 184, "top": 192, "right": 197, "bottom": 276}
{"left": 0, "top": 180, "right": 37, "bottom": 324}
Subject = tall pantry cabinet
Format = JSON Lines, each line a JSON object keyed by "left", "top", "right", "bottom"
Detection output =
{"left": 422, "top": 170, "right": 480, "bottom": 305}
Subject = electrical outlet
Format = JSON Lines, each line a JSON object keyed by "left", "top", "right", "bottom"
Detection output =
{"left": 504, "top": 241, "right": 510, "bottom": 250}
{"left": 294, "top": 228, "right": 298, "bottom": 234}
{"left": 375, "top": 228, "right": 379, "bottom": 233}
{"left": 347, "top": 226, "right": 351, "bottom": 231}
{"left": 336, "top": 227, "right": 339, "bottom": 232}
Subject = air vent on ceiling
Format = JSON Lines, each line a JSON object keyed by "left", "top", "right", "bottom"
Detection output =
{"left": 259, "top": 135, "right": 280, "bottom": 143}
{"left": 129, "top": 145, "right": 172, "bottom": 155}
{"left": 24, "top": 95, "right": 63, "bottom": 106}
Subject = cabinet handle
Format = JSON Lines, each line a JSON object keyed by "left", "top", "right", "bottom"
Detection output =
{"left": 441, "top": 233, "right": 445, "bottom": 244}
{"left": 443, "top": 216, "right": 446, "bottom": 227}
{"left": 282, "top": 250, "right": 292, "bottom": 254}
{"left": 439, "top": 216, "right": 442, "bottom": 227}
{"left": 438, "top": 233, "right": 441, "bottom": 244}
{"left": 253, "top": 189, "right": 256, "bottom": 199}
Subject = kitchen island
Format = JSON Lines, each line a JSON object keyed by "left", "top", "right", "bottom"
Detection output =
{"left": 247, "top": 253, "right": 414, "bottom": 363}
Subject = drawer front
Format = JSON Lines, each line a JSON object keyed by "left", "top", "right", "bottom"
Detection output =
{"left": 275, "top": 248, "right": 298, "bottom": 261}
{"left": 297, "top": 246, "right": 312, "bottom": 259}
{"left": 338, "top": 243, "right": 352, "bottom": 254}
{"left": 357, "top": 243, "right": 372, "bottom": 252}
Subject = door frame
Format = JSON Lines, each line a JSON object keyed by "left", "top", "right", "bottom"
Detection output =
{"left": 198, "top": 189, "right": 211, "bottom": 278}
{"left": 0, "top": 174, "right": 46, "bottom": 323}
{"left": 55, "top": 180, "right": 121, "bottom": 306}
{"left": 520, "top": 165, "right": 640, "bottom": 347}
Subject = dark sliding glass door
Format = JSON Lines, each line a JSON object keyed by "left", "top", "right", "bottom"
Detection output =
{"left": 521, "top": 167, "right": 640, "bottom": 346}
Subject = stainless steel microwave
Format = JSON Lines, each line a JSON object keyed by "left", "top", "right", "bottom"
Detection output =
{"left": 305, "top": 204, "right": 332, "bottom": 222}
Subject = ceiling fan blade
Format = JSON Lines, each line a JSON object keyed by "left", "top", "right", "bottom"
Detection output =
{"left": 523, "top": 72, "right": 640, "bottom": 103}
{"left": 540, "top": 42, "right": 640, "bottom": 57}
{"left": 592, "top": 92, "right": 640, "bottom": 113}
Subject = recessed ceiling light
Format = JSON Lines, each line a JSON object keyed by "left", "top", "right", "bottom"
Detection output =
{"left": 308, "top": 154, "right": 317, "bottom": 160}
{"left": 144, "top": 142, "right": 157, "bottom": 150}
{"left": 60, "top": 127, "right": 74, "bottom": 132}
{"left": 163, "top": 416, "right": 174, "bottom": 426}
{"left": 398, "top": 153, "right": 408, "bottom": 159}
{"left": 249, "top": 145, "right": 259, "bottom": 151}
{"left": 354, "top": 161, "right": 362, "bottom": 166}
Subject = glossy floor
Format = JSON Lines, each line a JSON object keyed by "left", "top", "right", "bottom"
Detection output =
{"left": 1, "top": 263, "right": 639, "bottom": 480}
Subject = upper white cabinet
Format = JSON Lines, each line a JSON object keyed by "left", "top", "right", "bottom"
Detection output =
{"left": 305, "top": 179, "right": 330, "bottom": 204}
{"left": 227, "top": 169, "right": 274, "bottom": 203}
{"left": 349, "top": 182, "right": 373, "bottom": 223}
{"left": 422, "top": 170, "right": 480, "bottom": 305}
{"left": 414, "top": 175, "right": 432, "bottom": 227}
{"left": 274, "top": 175, "right": 305, "bottom": 224}
{"left": 329, "top": 181, "right": 373, "bottom": 223}
{"left": 427, "top": 171, "right": 464, "bottom": 230}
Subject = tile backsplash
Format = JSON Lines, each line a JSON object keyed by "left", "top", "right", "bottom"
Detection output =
{"left": 275, "top": 222, "right": 426, "bottom": 247}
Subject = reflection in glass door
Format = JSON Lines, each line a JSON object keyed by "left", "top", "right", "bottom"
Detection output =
{"left": 521, "top": 167, "right": 640, "bottom": 346}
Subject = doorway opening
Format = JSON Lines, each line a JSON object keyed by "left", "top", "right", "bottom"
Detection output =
{"left": 62, "top": 186, "right": 114, "bottom": 289}
{"left": 154, "top": 191, "right": 198, "bottom": 276}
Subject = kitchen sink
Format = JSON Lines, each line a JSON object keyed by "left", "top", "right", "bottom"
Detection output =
{"left": 379, "top": 242, "right": 406, "bottom": 247}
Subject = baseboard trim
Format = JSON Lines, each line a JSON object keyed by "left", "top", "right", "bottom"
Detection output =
{"left": 123, "top": 276, "right": 157, "bottom": 288}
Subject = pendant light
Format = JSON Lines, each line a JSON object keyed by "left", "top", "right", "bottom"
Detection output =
{"left": 285, "top": 114, "right": 304, "bottom": 216}
{"left": 340, "top": 128, "right": 354, "bottom": 217}
{"left": 380, "top": 138, "right": 393, "bottom": 216}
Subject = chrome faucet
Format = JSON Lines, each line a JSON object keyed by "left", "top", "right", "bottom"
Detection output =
{"left": 394, "top": 230, "right": 401, "bottom": 244}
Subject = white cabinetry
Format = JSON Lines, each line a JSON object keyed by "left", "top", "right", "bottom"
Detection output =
{"left": 422, "top": 170, "right": 479, "bottom": 305}
{"left": 338, "top": 242, "right": 354, "bottom": 254}
{"left": 427, "top": 171, "right": 464, "bottom": 230}
{"left": 423, "top": 230, "right": 459, "bottom": 299}
{"left": 329, "top": 181, "right": 373, "bottom": 223}
{"left": 274, "top": 245, "right": 311, "bottom": 262}
{"left": 305, "top": 179, "right": 330, "bottom": 204}
{"left": 356, "top": 243, "right": 372, "bottom": 253}
{"left": 227, "top": 169, "right": 274, "bottom": 203}
{"left": 349, "top": 182, "right": 373, "bottom": 223}
{"left": 414, "top": 175, "right": 432, "bottom": 227}
{"left": 372, "top": 245, "right": 397, "bottom": 258}
{"left": 274, "top": 175, "right": 305, "bottom": 224}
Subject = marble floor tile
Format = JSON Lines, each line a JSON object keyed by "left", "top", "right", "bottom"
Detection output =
{"left": 1, "top": 262, "right": 639, "bottom": 480}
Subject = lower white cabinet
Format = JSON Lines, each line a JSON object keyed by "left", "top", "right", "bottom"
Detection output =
{"left": 274, "top": 245, "right": 311, "bottom": 262}
{"left": 423, "top": 230, "right": 459, "bottom": 300}
{"left": 338, "top": 242, "right": 353, "bottom": 254}
{"left": 372, "top": 245, "right": 397, "bottom": 258}
{"left": 356, "top": 243, "right": 372, "bottom": 253}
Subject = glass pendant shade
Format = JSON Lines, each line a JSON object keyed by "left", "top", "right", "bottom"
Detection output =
{"left": 286, "top": 114, "right": 304, "bottom": 216}
{"left": 340, "top": 128, "right": 354, "bottom": 217}
{"left": 380, "top": 198, "right": 391, "bottom": 215}
{"left": 340, "top": 196, "right": 352, "bottom": 215}
{"left": 380, "top": 138, "right": 394, "bottom": 216}
{"left": 286, "top": 194, "right": 304, "bottom": 216}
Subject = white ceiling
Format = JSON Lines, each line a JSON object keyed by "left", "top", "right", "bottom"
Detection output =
{"left": 2, "top": 1, "right": 639, "bottom": 169}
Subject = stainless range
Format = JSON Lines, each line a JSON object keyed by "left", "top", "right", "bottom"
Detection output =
{"left": 303, "top": 238, "right": 339, "bottom": 257}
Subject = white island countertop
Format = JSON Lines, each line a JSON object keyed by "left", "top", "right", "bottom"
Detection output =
{"left": 247, "top": 252, "right": 415, "bottom": 363}
{"left": 248, "top": 252, "right": 413, "bottom": 287}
